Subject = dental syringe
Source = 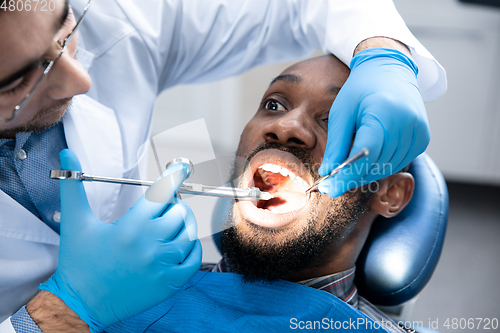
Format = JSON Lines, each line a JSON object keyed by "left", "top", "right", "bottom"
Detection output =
{"left": 50, "top": 158, "right": 273, "bottom": 201}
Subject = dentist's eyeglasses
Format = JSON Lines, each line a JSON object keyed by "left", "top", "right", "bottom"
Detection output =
{"left": 0, "top": 0, "right": 91, "bottom": 122}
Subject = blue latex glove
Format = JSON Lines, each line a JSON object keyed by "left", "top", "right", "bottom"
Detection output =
{"left": 318, "top": 48, "right": 430, "bottom": 197}
{"left": 40, "top": 149, "right": 202, "bottom": 332}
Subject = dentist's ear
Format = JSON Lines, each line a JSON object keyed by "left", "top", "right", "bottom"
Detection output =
{"left": 369, "top": 172, "right": 414, "bottom": 218}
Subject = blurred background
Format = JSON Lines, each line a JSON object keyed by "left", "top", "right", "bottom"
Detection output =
{"left": 150, "top": 0, "right": 500, "bottom": 331}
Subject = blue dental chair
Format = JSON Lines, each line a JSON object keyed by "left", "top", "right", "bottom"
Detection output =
{"left": 210, "top": 153, "right": 449, "bottom": 308}
{"left": 355, "top": 153, "right": 448, "bottom": 307}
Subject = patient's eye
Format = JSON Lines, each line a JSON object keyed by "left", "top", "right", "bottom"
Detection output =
{"left": 265, "top": 100, "right": 286, "bottom": 111}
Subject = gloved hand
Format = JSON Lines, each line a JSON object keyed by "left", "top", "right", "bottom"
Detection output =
{"left": 39, "top": 149, "right": 202, "bottom": 333}
{"left": 318, "top": 48, "right": 430, "bottom": 197}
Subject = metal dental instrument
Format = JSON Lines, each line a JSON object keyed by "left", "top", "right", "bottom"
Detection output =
{"left": 50, "top": 157, "right": 274, "bottom": 201}
{"left": 305, "top": 148, "right": 369, "bottom": 194}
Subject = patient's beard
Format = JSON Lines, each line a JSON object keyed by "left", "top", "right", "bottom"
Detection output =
{"left": 220, "top": 144, "right": 374, "bottom": 283}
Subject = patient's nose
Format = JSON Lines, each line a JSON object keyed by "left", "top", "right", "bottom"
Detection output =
{"left": 262, "top": 109, "right": 316, "bottom": 149}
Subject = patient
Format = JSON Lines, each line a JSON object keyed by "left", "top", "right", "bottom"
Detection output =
{"left": 217, "top": 55, "right": 413, "bottom": 287}
{"left": 107, "top": 55, "right": 415, "bottom": 333}
{"left": 216, "top": 54, "right": 414, "bottom": 330}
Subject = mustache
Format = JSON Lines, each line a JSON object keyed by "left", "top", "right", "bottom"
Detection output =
{"left": 241, "top": 142, "right": 322, "bottom": 181}
{"left": 37, "top": 97, "right": 72, "bottom": 118}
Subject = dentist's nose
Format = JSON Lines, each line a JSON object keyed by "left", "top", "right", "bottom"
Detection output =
{"left": 44, "top": 47, "right": 91, "bottom": 100}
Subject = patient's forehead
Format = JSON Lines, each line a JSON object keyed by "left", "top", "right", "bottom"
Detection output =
{"left": 278, "top": 55, "right": 349, "bottom": 87}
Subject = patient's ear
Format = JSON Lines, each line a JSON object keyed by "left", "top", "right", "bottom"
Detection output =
{"left": 369, "top": 173, "right": 414, "bottom": 218}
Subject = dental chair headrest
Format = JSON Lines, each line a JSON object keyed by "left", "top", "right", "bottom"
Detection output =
{"left": 211, "top": 153, "right": 448, "bottom": 306}
{"left": 355, "top": 153, "right": 448, "bottom": 306}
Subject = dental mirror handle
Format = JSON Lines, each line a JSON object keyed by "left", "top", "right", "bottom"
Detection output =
{"left": 49, "top": 170, "right": 272, "bottom": 201}
{"left": 50, "top": 171, "right": 155, "bottom": 186}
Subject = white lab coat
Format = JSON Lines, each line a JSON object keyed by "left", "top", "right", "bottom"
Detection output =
{"left": 0, "top": 0, "right": 446, "bottom": 329}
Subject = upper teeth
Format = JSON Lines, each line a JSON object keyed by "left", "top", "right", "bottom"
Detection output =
{"left": 258, "top": 163, "right": 309, "bottom": 190}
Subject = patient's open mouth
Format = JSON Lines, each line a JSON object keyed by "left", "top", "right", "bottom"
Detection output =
{"left": 253, "top": 163, "right": 309, "bottom": 213}
{"left": 236, "top": 149, "right": 312, "bottom": 229}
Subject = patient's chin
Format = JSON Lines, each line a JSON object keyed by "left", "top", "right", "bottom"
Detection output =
{"left": 230, "top": 203, "right": 315, "bottom": 247}
{"left": 220, "top": 225, "right": 314, "bottom": 282}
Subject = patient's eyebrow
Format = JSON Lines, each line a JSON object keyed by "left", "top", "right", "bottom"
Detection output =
{"left": 269, "top": 74, "right": 302, "bottom": 87}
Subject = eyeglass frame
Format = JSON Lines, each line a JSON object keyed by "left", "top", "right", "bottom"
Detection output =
{"left": 0, "top": 0, "right": 92, "bottom": 123}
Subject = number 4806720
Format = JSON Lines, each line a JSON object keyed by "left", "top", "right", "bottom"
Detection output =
{"left": 1, "top": 0, "right": 56, "bottom": 11}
